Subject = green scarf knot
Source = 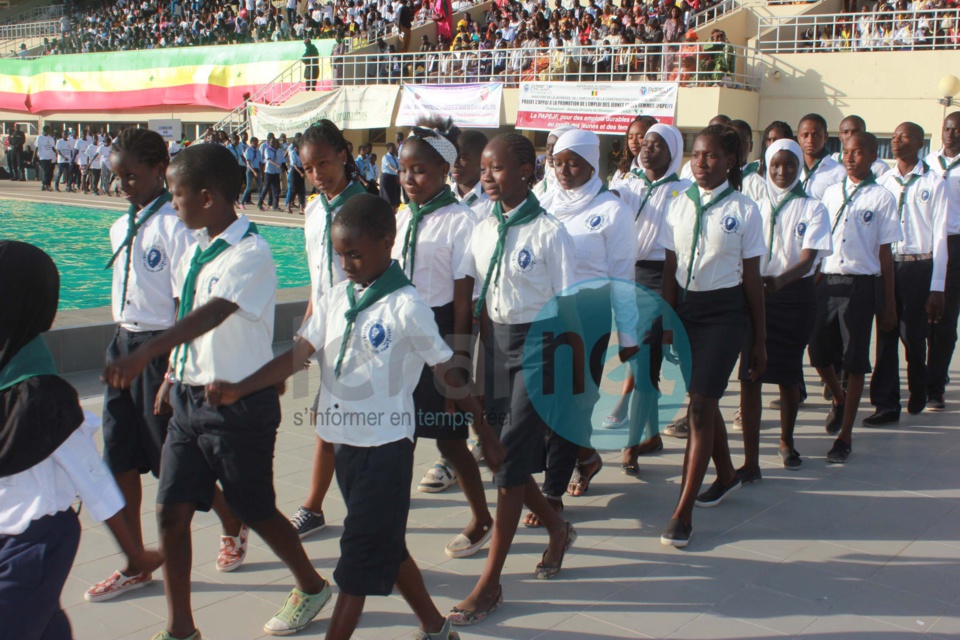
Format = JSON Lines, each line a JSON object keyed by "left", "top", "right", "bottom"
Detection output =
{"left": 683, "top": 183, "right": 735, "bottom": 297}
{"left": 401, "top": 186, "right": 459, "bottom": 278}
{"left": 767, "top": 183, "right": 808, "bottom": 262}
{"left": 320, "top": 181, "right": 367, "bottom": 288}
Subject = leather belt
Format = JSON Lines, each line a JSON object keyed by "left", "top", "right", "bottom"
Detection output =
{"left": 893, "top": 253, "right": 932, "bottom": 262}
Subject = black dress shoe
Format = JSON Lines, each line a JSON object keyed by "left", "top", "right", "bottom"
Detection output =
{"left": 907, "top": 395, "right": 927, "bottom": 415}
{"left": 862, "top": 410, "right": 900, "bottom": 427}
{"left": 825, "top": 403, "right": 844, "bottom": 435}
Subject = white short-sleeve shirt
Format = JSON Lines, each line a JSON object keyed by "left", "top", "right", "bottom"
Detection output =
{"left": 304, "top": 194, "right": 350, "bottom": 309}
{"left": 393, "top": 201, "right": 477, "bottom": 308}
{"left": 802, "top": 155, "right": 847, "bottom": 200}
{"left": 457, "top": 204, "right": 577, "bottom": 324}
{"left": 35, "top": 134, "right": 56, "bottom": 161}
{"left": 820, "top": 179, "right": 902, "bottom": 276}
{"left": 659, "top": 181, "right": 766, "bottom": 292}
{"left": 110, "top": 199, "right": 194, "bottom": 331}
{"left": 170, "top": 216, "right": 277, "bottom": 385}
{"left": 454, "top": 181, "right": 494, "bottom": 219}
{"left": 925, "top": 150, "right": 960, "bottom": 236}
{"left": 75, "top": 138, "right": 91, "bottom": 166}
{"left": 832, "top": 151, "right": 891, "bottom": 178}
{"left": 756, "top": 194, "right": 833, "bottom": 278}
{"left": 55, "top": 138, "right": 72, "bottom": 163}
{"left": 742, "top": 171, "right": 766, "bottom": 204}
{"left": 299, "top": 282, "right": 454, "bottom": 447}
{"left": 617, "top": 175, "right": 692, "bottom": 262}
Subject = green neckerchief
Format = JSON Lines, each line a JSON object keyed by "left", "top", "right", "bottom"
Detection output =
{"left": 767, "top": 183, "right": 808, "bottom": 262}
{"left": 320, "top": 181, "right": 367, "bottom": 288}
{"left": 334, "top": 261, "right": 412, "bottom": 378}
{"left": 460, "top": 185, "right": 480, "bottom": 207}
{"left": 0, "top": 336, "right": 57, "bottom": 392}
{"left": 894, "top": 161, "right": 929, "bottom": 221}
{"left": 105, "top": 191, "right": 172, "bottom": 316}
{"left": 938, "top": 153, "right": 960, "bottom": 174}
{"left": 743, "top": 161, "right": 760, "bottom": 177}
{"left": 172, "top": 221, "right": 259, "bottom": 378}
{"left": 802, "top": 154, "right": 827, "bottom": 192}
{"left": 401, "top": 186, "right": 459, "bottom": 278}
{"left": 832, "top": 174, "right": 877, "bottom": 233}
{"left": 473, "top": 192, "right": 545, "bottom": 318}
{"left": 630, "top": 171, "right": 680, "bottom": 221}
{"left": 683, "top": 183, "right": 736, "bottom": 296}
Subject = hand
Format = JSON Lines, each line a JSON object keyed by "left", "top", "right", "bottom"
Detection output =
{"left": 205, "top": 381, "right": 243, "bottom": 407}
{"left": 926, "top": 291, "right": 945, "bottom": 323}
{"left": 128, "top": 548, "right": 164, "bottom": 576}
{"left": 749, "top": 342, "right": 767, "bottom": 382}
{"left": 102, "top": 353, "right": 149, "bottom": 389}
{"left": 664, "top": 343, "right": 681, "bottom": 366}
{"left": 618, "top": 345, "right": 640, "bottom": 363}
{"left": 762, "top": 275, "right": 782, "bottom": 294}
{"left": 479, "top": 429, "right": 504, "bottom": 474}
{"left": 154, "top": 378, "right": 173, "bottom": 416}
{"left": 879, "top": 305, "right": 897, "bottom": 333}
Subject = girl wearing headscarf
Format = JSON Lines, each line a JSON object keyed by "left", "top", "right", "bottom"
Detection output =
{"left": 0, "top": 241, "right": 162, "bottom": 639}
{"left": 524, "top": 129, "right": 639, "bottom": 526}
{"left": 606, "top": 124, "right": 692, "bottom": 474}
{"left": 737, "top": 140, "right": 832, "bottom": 477}
{"left": 533, "top": 124, "right": 578, "bottom": 198}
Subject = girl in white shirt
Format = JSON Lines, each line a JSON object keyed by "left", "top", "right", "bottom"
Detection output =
{"left": 289, "top": 119, "right": 369, "bottom": 540}
{"left": 608, "top": 114, "right": 658, "bottom": 189}
{"left": 532, "top": 128, "right": 638, "bottom": 521}
{"left": 738, "top": 139, "right": 832, "bottom": 478}
{"left": 393, "top": 117, "right": 493, "bottom": 559}
{"left": 658, "top": 125, "right": 768, "bottom": 548}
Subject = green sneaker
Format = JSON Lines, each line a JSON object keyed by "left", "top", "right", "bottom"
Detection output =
{"left": 263, "top": 582, "right": 332, "bottom": 636}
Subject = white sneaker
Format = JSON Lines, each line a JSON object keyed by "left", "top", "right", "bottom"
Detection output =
{"left": 418, "top": 460, "right": 458, "bottom": 493}
{"left": 732, "top": 408, "right": 743, "bottom": 431}
{"left": 468, "top": 438, "right": 484, "bottom": 462}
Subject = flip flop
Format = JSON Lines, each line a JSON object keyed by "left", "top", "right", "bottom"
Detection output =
{"left": 567, "top": 455, "right": 603, "bottom": 497}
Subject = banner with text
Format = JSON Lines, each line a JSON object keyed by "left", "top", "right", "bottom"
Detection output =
{"left": 396, "top": 83, "right": 502, "bottom": 129}
{"left": 250, "top": 85, "right": 399, "bottom": 138}
{"left": 516, "top": 82, "right": 679, "bottom": 132}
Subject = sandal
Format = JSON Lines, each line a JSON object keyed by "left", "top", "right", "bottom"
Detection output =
{"left": 620, "top": 459, "right": 640, "bottom": 476}
{"left": 522, "top": 498, "right": 563, "bottom": 528}
{"left": 567, "top": 453, "right": 603, "bottom": 497}
{"left": 449, "top": 587, "right": 504, "bottom": 626}
{"left": 150, "top": 631, "right": 201, "bottom": 640}
{"left": 601, "top": 415, "right": 628, "bottom": 429}
{"left": 534, "top": 522, "right": 577, "bottom": 580}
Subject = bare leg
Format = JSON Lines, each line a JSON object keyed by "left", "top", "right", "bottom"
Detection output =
{"left": 816, "top": 366, "right": 847, "bottom": 409}
{"left": 246, "top": 511, "right": 325, "bottom": 593}
{"left": 157, "top": 502, "right": 197, "bottom": 639}
{"left": 671, "top": 395, "right": 719, "bottom": 525}
{"left": 325, "top": 592, "right": 364, "bottom": 640}
{"left": 395, "top": 556, "right": 446, "bottom": 633}
{"left": 710, "top": 412, "right": 737, "bottom": 484}
{"left": 437, "top": 439, "right": 493, "bottom": 543}
{"left": 777, "top": 383, "right": 802, "bottom": 454}
{"left": 114, "top": 470, "right": 145, "bottom": 575}
{"left": 303, "top": 436, "right": 335, "bottom": 514}
{"left": 739, "top": 380, "right": 763, "bottom": 473}
{"left": 838, "top": 373, "right": 865, "bottom": 445}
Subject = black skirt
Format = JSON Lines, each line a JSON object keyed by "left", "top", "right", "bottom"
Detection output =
{"left": 380, "top": 173, "right": 400, "bottom": 207}
{"left": 413, "top": 302, "right": 467, "bottom": 440}
{"left": 739, "top": 276, "right": 816, "bottom": 386}
{"left": 677, "top": 286, "right": 747, "bottom": 399}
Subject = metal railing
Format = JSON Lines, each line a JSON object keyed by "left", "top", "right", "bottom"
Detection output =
{"left": 0, "top": 19, "right": 59, "bottom": 43}
{"left": 1, "top": 3, "right": 63, "bottom": 25}
{"left": 689, "top": 0, "right": 742, "bottom": 30}
{"left": 758, "top": 8, "right": 960, "bottom": 52}
{"left": 205, "top": 57, "right": 308, "bottom": 139}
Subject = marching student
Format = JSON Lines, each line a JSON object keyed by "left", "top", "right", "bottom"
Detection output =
{"left": 55, "top": 129, "right": 73, "bottom": 192}
{"left": 925, "top": 111, "right": 960, "bottom": 410}
{"left": 0, "top": 241, "right": 164, "bottom": 640}
{"left": 451, "top": 129, "right": 494, "bottom": 219}
{"left": 205, "top": 194, "right": 501, "bottom": 640}
{"left": 808, "top": 132, "right": 901, "bottom": 464}
{"left": 831, "top": 115, "right": 890, "bottom": 177}
{"left": 737, "top": 139, "right": 832, "bottom": 477}
{"left": 241, "top": 137, "right": 263, "bottom": 207}
{"left": 102, "top": 143, "right": 331, "bottom": 639}
{"left": 86, "top": 136, "right": 103, "bottom": 195}
{"left": 869, "top": 122, "right": 948, "bottom": 423}
{"left": 258, "top": 137, "right": 284, "bottom": 211}
{"left": 533, "top": 124, "right": 577, "bottom": 197}
{"left": 658, "top": 124, "right": 767, "bottom": 548}
{"left": 797, "top": 113, "right": 846, "bottom": 200}
{"left": 609, "top": 123, "right": 691, "bottom": 472}
{"left": 75, "top": 128, "right": 93, "bottom": 193}
{"left": 680, "top": 114, "right": 732, "bottom": 181}
{"left": 35, "top": 125, "right": 56, "bottom": 191}
{"left": 609, "top": 115, "right": 658, "bottom": 189}
{"left": 289, "top": 119, "right": 369, "bottom": 539}
{"left": 286, "top": 133, "right": 307, "bottom": 214}
{"left": 452, "top": 134, "right": 578, "bottom": 625}
{"left": 394, "top": 118, "right": 494, "bottom": 559}
{"left": 531, "top": 128, "right": 639, "bottom": 518}
{"left": 380, "top": 141, "right": 401, "bottom": 209}
{"left": 88, "top": 128, "right": 249, "bottom": 603}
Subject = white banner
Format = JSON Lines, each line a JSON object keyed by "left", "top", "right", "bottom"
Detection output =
{"left": 249, "top": 85, "right": 399, "bottom": 139}
{"left": 149, "top": 119, "right": 182, "bottom": 141}
{"left": 516, "top": 82, "right": 679, "bottom": 133}
{"left": 396, "top": 83, "right": 503, "bottom": 129}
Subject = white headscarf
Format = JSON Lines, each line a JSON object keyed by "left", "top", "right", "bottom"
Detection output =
{"left": 764, "top": 138, "right": 803, "bottom": 204}
{"left": 549, "top": 124, "right": 578, "bottom": 142}
{"left": 535, "top": 125, "right": 579, "bottom": 197}
{"left": 645, "top": 123, "right": 684, "bottom": 178}
{"left": 542, "top": 128, "right": 604, "bottom": 218}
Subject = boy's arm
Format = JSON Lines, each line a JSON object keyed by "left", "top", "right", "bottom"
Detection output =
{"left": 435, "top": 359, "right": 503, "bottom": 472}
{"left": 103, "top": 297, "right": 239, "bottom": 389}
{"left": 879, "top": 243, "right": 897, "bottom": 332}
{"left": 206, "top": 335, "right": 318, "bottom": 406}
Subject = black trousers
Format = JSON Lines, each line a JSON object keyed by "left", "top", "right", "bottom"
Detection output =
{"left": 928, "top": 234, "right": 960, "bottom": 397}
{"left": 258, "top": 172, "right": 280, "bottom": 207}
{"left": 871, "top": 260, "right": 933, "bottom": 413}
{"left": 40, "top": 159, "right": 53, "bottom": 187}
{"left": 55, "top": 162, "right": 70, "bottom": 189}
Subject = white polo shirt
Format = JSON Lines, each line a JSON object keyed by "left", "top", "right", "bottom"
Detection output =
{"left": 75, "top": 138, "right": 91, "bottom": 166}
{"left": 742, "top": 171, "right": 766, "bottom": 204}
{"left": 831, "top": 151, "right": 891, "bottom": 177}
{"left": 609, "top": 159, "right": 642, "bottom": 190}
{"left": 545, "top": 190, "right": 639, "bottom": 347}
{"left": 299, "top": 282, "right": 454, "bottom": 447}
{"left": 659, "top": 181, "right": 767, "bottom": 292}
{"left": 617, "top": 175, "right": 692, "bottom": 263}
{"left": 54, "top": 138, "right": 72, "bottom": 163}
{"left": 0, "top": 412, "right": 124, "bottom": 536}
{"left": 393, "top": 201, "right": 477, "bottom": 308}
{"left": 110, "top": 199, "right": 194, "bottom": 331}
{"left": 85, "top": 143, "right": 102, "bottom": 169}
{"left": 454, "top": 181, "right": 493, "bottom": 218}
{"left": 756, "top": 194, "right": 833, "bottom": 278}
{"left": 170, "top": 215, "right": 277, "bottom": 385}
{"left": 801, "top": 155, "right": 846, "bottom": 200}
{"left": 457, "top": 206, "right": 577, "bottom": 324}
{"left": 35, "top": 134, "right": 56, "bottom": 161}
{"left": 304, "top": 194, "right": 348, "bottom": 309}
{"left": 878, "top": 161, "right": 949, "bottom": 292}
{"left": 820, "top": 178, "right": 902, "bottom": 276}
{"left": 925, "top": 149, "right": 960, "bottom": 236}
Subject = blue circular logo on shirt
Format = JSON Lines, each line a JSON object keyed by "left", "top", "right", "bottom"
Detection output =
{"left": 861, "top": 210, "right": 875, "bottom": 225}
{"left": 795, "top": 221, "right": 808, "bottom": 238}
{"left": 362, "top": 319, "right": 392, "bottom": 353}
{"left": 919, "top": 189, "right": 931, "bottom": 203}
{"left": 206, "top": 276, "right": 220, "bottom": 294}
{"left": 514, "top": 247, "right": 536, "bottom": 272}
{"left": 142, "top": 245, "right": 167, "bottom": 272}
{"left": 721, "top": 215, "right": 741, "bottom": 234}
{"left": 586, "top": 214, "right": 604, "bottom": 230}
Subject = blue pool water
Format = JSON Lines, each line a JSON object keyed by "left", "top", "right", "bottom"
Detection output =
{"left": 0, "top": 200, "right": 309, "bottom": 311}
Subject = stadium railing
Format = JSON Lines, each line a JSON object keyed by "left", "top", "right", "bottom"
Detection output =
{"left": 0, "top": 3, "right": 63, "bottom": 25}
{"left": 689, "top": 0, "right": 742, "bottom": 30}
{"left": 0, "top": 19, "right": 59, "bottom": 43}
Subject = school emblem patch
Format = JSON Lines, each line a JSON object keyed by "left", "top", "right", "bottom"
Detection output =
{"left": 362, "top": 318, "right": 392, "bottom": 353}
{"left": 860, "top": 210, "right": 875, "bottom": 225}
{"left": 585, "top": 214, "right": 605, "bottom": 230}
{"left": 919, "top": 189, "right": 931, "bottom": 203}
{"left": 795, "top": 221, "right": 808, "bottom": 238}
{"left": 513, "top": 247, "right": 536, "bottom": 272}
{"left": 143, "top": 245, "right": 167, "bottom": 272}
{"left": 207, "top": 276, "right": 220, "bottom": 295}
{"left": 721, "top": 215, "right": 741, "bottom": 234}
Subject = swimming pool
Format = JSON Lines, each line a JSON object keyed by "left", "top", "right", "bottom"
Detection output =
{"left": 0, "top": 200, "right": 309, "bottom": 311}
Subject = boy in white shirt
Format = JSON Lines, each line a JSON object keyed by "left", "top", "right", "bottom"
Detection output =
{"left": 830, "top": 115, "right": 890, "bottom": 177}
{"left": 797, "top": 113, "right": 846, "bottom": 200}
{"left": 35, "top": 125, "right": 57, "bottom": 191}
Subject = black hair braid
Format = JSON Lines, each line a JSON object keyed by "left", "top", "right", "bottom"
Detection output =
{"left": 700, "top": 124, "right": 743, "bottom": 192}
{"left": 494, "top": 133, "right": 537, "bottom": 186}
{"left": 112, "top": 127, "right": 169, "bottom": 168}
{"left": 758, "top": 121, "right": 795, "bottom": 176}
{"left": 618, "top": 115, "right": 659, "bottom": 176}
{"left": 303, "top": 119, "right": 360, "bottom": 181}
